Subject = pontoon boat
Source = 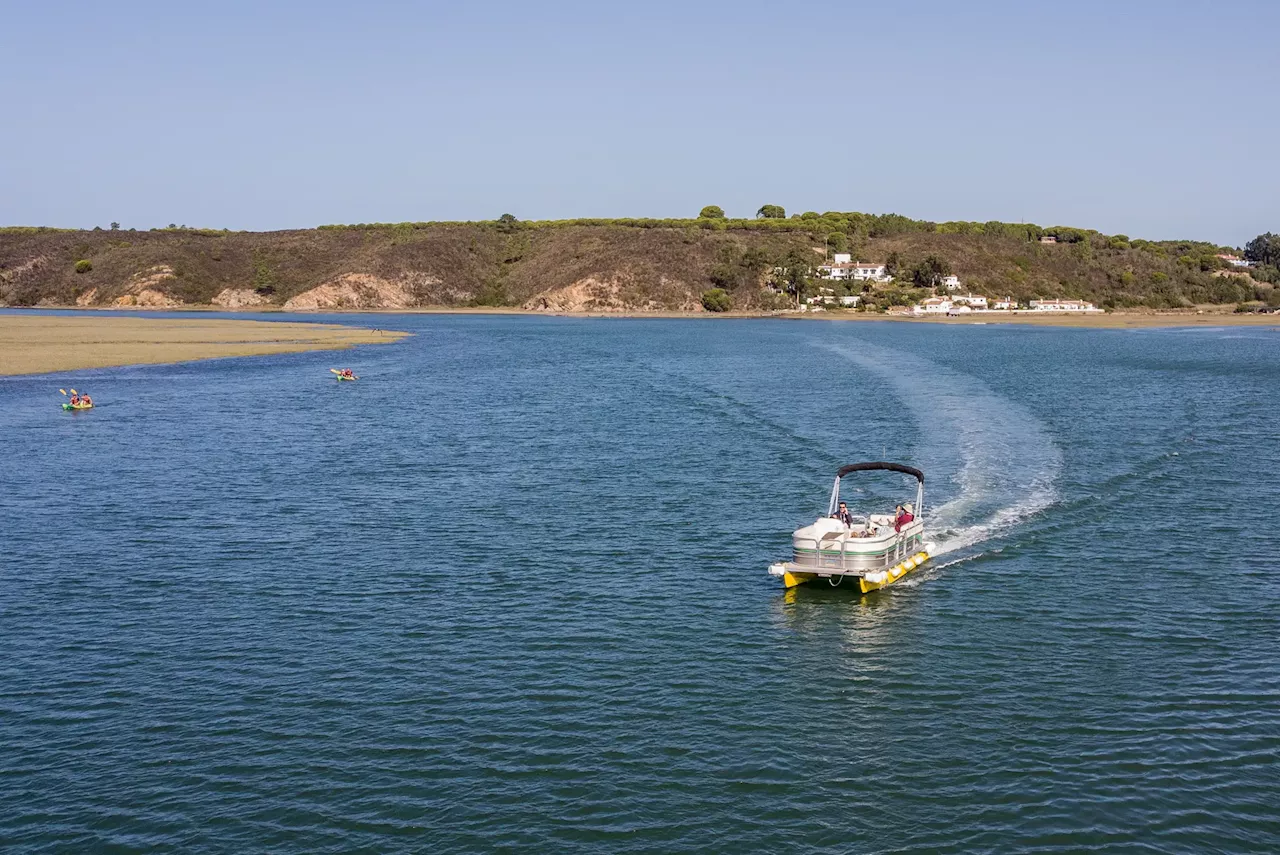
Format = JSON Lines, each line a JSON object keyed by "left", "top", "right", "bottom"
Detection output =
{"left": 768, "top": 462, "right": 936, "bottom": 593}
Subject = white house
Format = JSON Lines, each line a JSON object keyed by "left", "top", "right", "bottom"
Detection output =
{"left": 840, "top": 295, "right": 861, "bottom": 307}
{"left": 940, "top": 274, "right": 962, "bottom": 290}
{"left": 951, "top": 294, "right": 988, "bottom": 309}
{"left": 1029, "top": 299, "right": 1099, "bottom": 312}
{"left": 1217, "top": 254, "right": 1256, "bottom": 268}
{"left": 818, "top": 258, "right": 893, "bottom": 282}
{"left": 851, "top": 263, "right": 891, "bottom": 282}
{"left": 993, "top": 298, "right": 1017, "bottom": 310}
{"left": 913, "top": 297, "right": 952, "bottom": 315}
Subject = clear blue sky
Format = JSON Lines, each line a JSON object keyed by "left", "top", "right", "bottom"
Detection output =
{"left": 2, "top": 0, "right": 1276, "bottom": 244}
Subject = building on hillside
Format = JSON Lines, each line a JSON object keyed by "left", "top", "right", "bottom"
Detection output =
{"left": 993, "top": 298, "right": 1018, "bottom": 310}
{"left": 840, "top": 295, "right": 860, "bottom": 307}
{"left": 1217, "top": 254, "right": 1256, "bottom": 268}
{"left": 1029, "top": 299, "right": 1099, "bottom": 312}
{"left": 951, "top": 294, "right": 988, "bottom": 309}
{"left": 940, "top": 274, "right": 962, "bottom": 290}
{"left": 913, "top": 297, "right": 952, "bottom": 315}
{"left": 818, "top": 259, "right": 893, "bottom": 282}
{"left": 1039, "top": 235, "right": 1058, "bottom": 244}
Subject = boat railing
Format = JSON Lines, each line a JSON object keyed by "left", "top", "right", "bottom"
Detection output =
{"left": 793, "top": 520, "right": 925, "bottom": 572}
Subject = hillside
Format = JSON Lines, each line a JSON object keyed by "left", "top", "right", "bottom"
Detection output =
{"left": 1, "top": 214, "right": 1275, "bottom": 312}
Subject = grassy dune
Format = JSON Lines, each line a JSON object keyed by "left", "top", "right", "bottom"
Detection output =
{"left": 0, "top": 315, "right": 407, "bottom": 376}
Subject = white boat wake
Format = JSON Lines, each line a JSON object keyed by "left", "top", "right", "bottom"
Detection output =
{"left": 821, "top": 341, "right": 1061, "bottom": 556}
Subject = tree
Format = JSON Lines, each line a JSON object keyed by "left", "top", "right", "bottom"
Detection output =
{"left": 701, "top": 288, "right": 732, "bottom": 312}
{"left": 1245, "top": 232, "right": 1280, "bottom": 267}
{"left": 827, "top": 232, "right": 848, "bottom": 254}
{"left": 699, "top": 205, "right": 726, "bottom": 219}
{"left": 885, "top": 251, "right": 901, "bottom": 277}
{"left": 756, "top": 204, "right": 785, "bottom": 219}
{"left": 496, "top": 213, "right": 520, "bottom": 233}
{"left": 775, "top": 249, "right": 811, "bottom": 305}
{"left": 910, "top": 255, "right": 952, "bottom": 289}
{"left": 110, "top": 222, "right": 120, "bottom": 231}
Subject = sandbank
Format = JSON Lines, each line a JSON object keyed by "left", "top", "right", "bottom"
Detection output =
{"left": 0, "top": 315, "right": 407, "bottom": 376}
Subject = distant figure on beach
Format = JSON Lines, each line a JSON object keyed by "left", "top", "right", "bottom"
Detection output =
{"left": 894, "top": 503, "right": 914, "bottom": 531}
{"left": 833, "top": 501, "right": 854, "bottom": 527}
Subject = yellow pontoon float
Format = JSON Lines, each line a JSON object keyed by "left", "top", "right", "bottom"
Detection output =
{"left": 768, "top": 462, "right": 935, "bottom": 594}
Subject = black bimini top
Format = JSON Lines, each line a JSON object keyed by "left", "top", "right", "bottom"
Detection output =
{"left": 836, "top": 461, "right": 924, "bottom": 483}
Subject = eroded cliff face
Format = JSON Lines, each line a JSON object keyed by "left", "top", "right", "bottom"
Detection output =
{"left": 283, "top": 272, "right": 434, "bottom": 310}
{"left": 522, "top": 275, "right": 702, "bottom": 313}
{"left": 211, "top": 288, "right": 272, "bottom": 309}
{"left": 110, "top": 266, "right": 183, "bottom": 307}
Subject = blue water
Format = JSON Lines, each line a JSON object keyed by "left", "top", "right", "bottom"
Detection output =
{"left": 2, "top": 314, "right": 1279, "bottom": 853}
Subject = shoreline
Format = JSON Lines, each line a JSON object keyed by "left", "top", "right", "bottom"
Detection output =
{"left": 6, "top": 303, "right": 1280, "bottom": 330}
{"left": 0, "top": 315, "right": 408, "bottom": 377}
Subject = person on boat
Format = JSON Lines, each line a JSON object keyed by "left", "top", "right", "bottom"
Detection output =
{"left": 894, "top": 503, "right": 915, "bottom": 532}
{"left": 341, "top": 368, "right": 354, "bottom": 379}
{"left": 833, "top": 502, "right": 854, "bottom": 527}
{"left": 80, "top": 393, "right": 92, "bottom": 407}
{"left": 68, "top": 393, "right": 80, "bottom": 406}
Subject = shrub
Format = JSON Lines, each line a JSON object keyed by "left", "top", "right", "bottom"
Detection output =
{"left": 74, "top": 259, "right": 92, "bottom": 274}
{"left": 698, "top": 205, "right": 726, "bottom": 219}
{"left": 701, "top": 288, "right": 732, "bottom": 312}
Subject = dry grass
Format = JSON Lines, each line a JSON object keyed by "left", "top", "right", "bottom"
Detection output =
{"left": 0, "top": 315, "right": 408, "bottom": 376}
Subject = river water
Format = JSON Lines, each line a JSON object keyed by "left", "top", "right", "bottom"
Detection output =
{"left": 2, "top": 313, "right": 1278, "bottom": 853}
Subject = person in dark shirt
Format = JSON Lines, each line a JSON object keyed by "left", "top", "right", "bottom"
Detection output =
{"left": 834, "top": 501, "right": 855, "bottom": 527}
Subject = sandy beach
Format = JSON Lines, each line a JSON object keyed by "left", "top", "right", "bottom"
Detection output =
{"left": 0, "top": 315, "right": 407, "bottom": 376}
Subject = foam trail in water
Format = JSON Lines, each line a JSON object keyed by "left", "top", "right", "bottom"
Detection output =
{"left": 821, "top": 341, "right": 1062, "bottom": 555}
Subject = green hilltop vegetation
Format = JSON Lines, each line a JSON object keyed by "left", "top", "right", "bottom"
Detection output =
{"left": 1, "top": 210, "right": 1277, "bottom": 312}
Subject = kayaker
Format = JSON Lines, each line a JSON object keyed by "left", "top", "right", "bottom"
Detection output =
{"left": 894, "top": 503, "right": 914, "bottom": 531}
{"left": 80, "top": 393, "right": 92, "bottom": 407}
{"left": 69, "top": 393, "right": 80, "bottom": 406}
{"left": 341, "top": 368, "right": 354, "bottom": 379}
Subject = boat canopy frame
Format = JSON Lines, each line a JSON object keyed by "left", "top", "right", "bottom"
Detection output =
{"left": 826, "top": 461, "right": 925, "bottom": 519}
